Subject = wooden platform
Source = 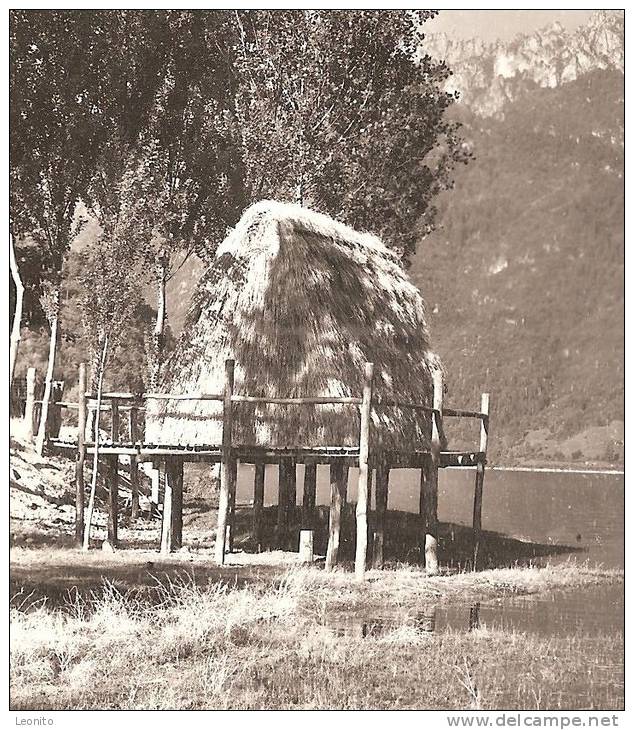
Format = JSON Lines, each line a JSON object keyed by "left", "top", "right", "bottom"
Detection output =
{"left": 48, "top": 438, "right": 485, "bottom": 469}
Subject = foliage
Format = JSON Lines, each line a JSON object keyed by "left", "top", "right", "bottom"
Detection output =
{"left": 9, "top": 11, "right": 111, "bottom": 287}
{"left": 230, "top": 9, "right": 470, "bottom": 263}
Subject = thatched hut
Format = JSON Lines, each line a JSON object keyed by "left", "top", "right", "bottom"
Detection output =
{"left": 146, "top": 200, "right": 442, "bottom": 453}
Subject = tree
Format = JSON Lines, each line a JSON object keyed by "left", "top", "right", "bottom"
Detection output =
{"left": 107, "top": 11, "right": 240, "bottom": 387}
{"left": 77, "top": 207, "right": 146, "bottom": 550}
{"left": 10, "top": 11, "right": 112, "bottom": 446}
{"left": 231, "top": 9, "right": 470, "bottom": 263}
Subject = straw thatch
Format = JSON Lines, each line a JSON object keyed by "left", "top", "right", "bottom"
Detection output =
{"left": 145, "top": 200, "right": 442, "bottom": 452}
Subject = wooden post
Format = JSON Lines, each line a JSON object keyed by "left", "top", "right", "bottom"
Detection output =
{"left": 161, "top": 458, "right": 183, "bottom": 553}
{"left": 325, "top": 461, "right": 346, "bottom": 570}
{"left": 227, "top": 457, "right": 238, "bottom": 552}
{"left": 160, "top": 461, "right": 172, "bottom": 554}
{"left": 472, "top": 393, "right": 490, "bottom": 570}
{"left": 107, "top": 455, "right": 119, "bottom": 547}
{"left": 373, "top": 456, "right": 389, "bottom": 568}
{"left": 75, "top": 363, "right": 87, "bottom": 546}
{"left": 24, "top": 367, "right": 36, "bottom": 443}
{"left": 129, "top": 404, "right": 139, "bottom": 520}
{"left": 299, "top": 463, "right": 317, "bottom": 562}
{"left": 252, "top": 462, "right": 265, "bottom": 552}
{"left": 48, "top": 381, "right": 64, "bottom": 439}
{"left": 214, "top": 359, "right": 234, "bottom": 565}
{"left": 420, "top": 370, "right": 443, "bottom": 576}
{"left": 355, "top": 362, "right": 374, "bottom": 580}
{"left": 276, "top": 461, "right": 289, "bottom": 549}
{"left": 286, "top": 457, "right": 297, "bottom": 550}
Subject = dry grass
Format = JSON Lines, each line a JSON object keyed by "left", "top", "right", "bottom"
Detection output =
{"left": 10, "top": 563, "right": 623, "bottom": 710}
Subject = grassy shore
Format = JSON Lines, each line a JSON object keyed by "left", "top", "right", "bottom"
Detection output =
{"left": 10, "top": 554, "right": 623, "bottom": 710}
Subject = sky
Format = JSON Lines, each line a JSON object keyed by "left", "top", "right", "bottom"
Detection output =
{"left": 424, "top": 9, "right": 596, "bottom": 43}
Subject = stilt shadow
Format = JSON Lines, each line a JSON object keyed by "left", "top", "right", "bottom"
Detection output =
{"left": 232, "top": 506, "right": 584, "bottom": 570}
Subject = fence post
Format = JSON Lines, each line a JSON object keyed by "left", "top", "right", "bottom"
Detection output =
{"left": 214, "top": 359, "right": 235, "bottom": 565}
{"left": 75, "top": 363, "right": 87, "bottom": 545}
{"left": 24, "top": 367, "right": 37, "bottom": 443}
{"left": 355, "top": 362, "right": 374, "bottom": 580}
{"left": 473, "top": 393, "right": 490, "bottom": 570}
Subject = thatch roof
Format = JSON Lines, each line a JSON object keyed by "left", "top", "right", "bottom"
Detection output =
{"left": 145, "top": 200, "right": 441, "bottom": 452}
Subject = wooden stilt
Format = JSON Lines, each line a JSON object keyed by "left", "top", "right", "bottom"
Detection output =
{"left": 419, "top": 455, "right": 438, "bottom": 574}
{"left": 355, "top": 362, "right": 374, "bottom": 580}
{"left": 129, "top": 404, "right": 139, "bottom": 520}
{"left": 227, "top": 457, "right": 238, "bottom": 552}
{"left": 252, "top": 462, "right": 265, "bottom": 552}
{"left": 325, "top": 461, "right": 345, "bottom": 570}
{"left": 286, "top": 457, "right": 296, "bottom": 550}
{"left": 472, "top": 393, "right": 490, "bottom": 570}
{"left": 421, "top": 370, "right": 443, "bottom": 576}
{"left": 107, "top": 455, "right": 119, "bottom": 547}
{"left": 161, "top": 458, "right": 183, "bottom": 553}
{"left": 276, "top": 461, "right": 288, "bottom": 548}
{"left": 214, "top": 359, "right": 234, "bottom": 565}
{"left": 24, "top": 367, "right": 37, "bottom": 442}
{"left": 161, "top": 461, "right": 172, "bottom": 554}
{"left": 299, "top": 463, "right": 317, "bottom": 562}
{"left": 49, "top": 381, "right": 64, "bottom": 440}
{"left": 373, "top": 456, "right": 389, "bottom": 568}
{"left": 75, "top": 363, "right": 87, "bottom": 546}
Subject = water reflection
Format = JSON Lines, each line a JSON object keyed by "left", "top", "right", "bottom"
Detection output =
{"left": 321, "top": 584, "right": 623, "bottom": 639}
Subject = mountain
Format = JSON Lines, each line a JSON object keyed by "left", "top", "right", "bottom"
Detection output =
{"left": 421, "top": 10, "right": 624, "bottom": 118}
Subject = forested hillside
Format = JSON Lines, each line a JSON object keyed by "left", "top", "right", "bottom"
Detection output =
{"left": 412, "top": 69, "right": 623, "bottom": 463}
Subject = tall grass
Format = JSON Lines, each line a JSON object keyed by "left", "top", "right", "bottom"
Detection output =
{"left": 10, "top": 567, "right": 623, "bottom": 710}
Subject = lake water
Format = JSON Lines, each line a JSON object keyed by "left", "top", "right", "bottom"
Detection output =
{"left": 235, "top": 465, "right": 624, "bottom": 568}
{"left": 234, "top": 465, "right": 624, "bottom": 639}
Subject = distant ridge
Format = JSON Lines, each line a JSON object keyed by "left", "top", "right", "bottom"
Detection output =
{"left": 421, "top": 10, "right": 624, "bottom": 117}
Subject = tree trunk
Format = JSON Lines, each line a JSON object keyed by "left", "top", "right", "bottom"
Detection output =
{"left": 35, "top": 299, "right": 60, "bottom": 455}
{"left": 9, "top": 231, "right": 24, "bottom": 387}
{"left": 150, "top": 261, "right": 167, "bottom": 390}
{"left": 83, "top": 336, "right": 109, "bottom": 550}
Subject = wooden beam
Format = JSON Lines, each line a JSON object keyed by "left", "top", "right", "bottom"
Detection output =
{"left": 252, "top": 462, "right": 265, "bottom": 552}
{"left": 373, "top": 457, "right": 390, "bottom": 568}
{"left": 24, "top": 367, "right": 37, "bottom": 442}
{"left": 355, "top": 362, "right": 374, "bottom": 580}
{"left": 75, "top": 363, "right": 87, "bottom": 546}
{"left": 325, "top": 461, "right": 346, "bottom": 570}
{"left": 107, "top": 455, "right": 119, "bottom": 547}
{"left": 472, "top": 393, "right": 490, "bottom": 570}
{"left": 214, "top": 359, "right": 234, "bottom": 565}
